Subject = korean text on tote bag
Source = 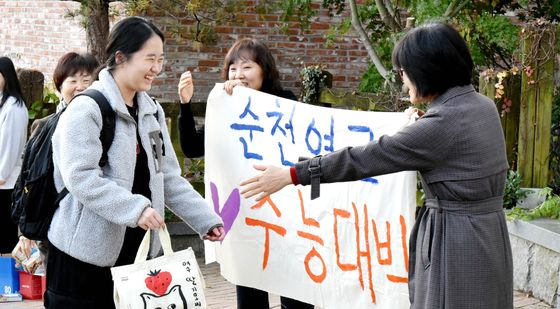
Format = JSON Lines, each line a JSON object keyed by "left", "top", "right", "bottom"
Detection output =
{"left": 111, "top": 225, "right": 206, "bottom": 309}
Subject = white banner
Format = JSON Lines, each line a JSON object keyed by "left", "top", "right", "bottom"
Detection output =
{"left": 204, "top": 84, "right": 416, "bottom": 308}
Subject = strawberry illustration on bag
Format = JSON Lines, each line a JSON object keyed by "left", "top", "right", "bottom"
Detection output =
{"left": 145, "top": 269, "right": 172, "bottom": 296}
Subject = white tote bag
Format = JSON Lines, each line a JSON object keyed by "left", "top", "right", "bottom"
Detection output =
{"left": 111, "top": 225, "right": 207, "bottom": 309}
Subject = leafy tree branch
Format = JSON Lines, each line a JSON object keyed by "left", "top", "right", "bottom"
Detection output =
{"left": 349, "top": 0, "right": 389, "bottom": 80}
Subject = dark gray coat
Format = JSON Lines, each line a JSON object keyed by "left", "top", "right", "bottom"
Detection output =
{"left": 295, "top": 85, "right": 513, "bottom": 308}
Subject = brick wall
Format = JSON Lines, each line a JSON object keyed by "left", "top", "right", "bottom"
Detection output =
{"left": 0, "top": 0, "right": 87, "bottom": 84}
{"left": 0, "top": 0, "right": 370, "bottom": 103}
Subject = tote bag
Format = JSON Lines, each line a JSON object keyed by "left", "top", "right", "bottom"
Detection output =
{"left": 111, "top": 225, "right": 207, "bottom": 309}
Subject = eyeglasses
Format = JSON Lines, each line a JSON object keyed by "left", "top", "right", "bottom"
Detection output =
{"left": 393, "top": 68, "right": 404, "bottom": 80}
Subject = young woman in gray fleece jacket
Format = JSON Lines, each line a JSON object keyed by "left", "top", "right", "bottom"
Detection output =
{"left": 45, "top": 17, "right": 224, "bottom": 309}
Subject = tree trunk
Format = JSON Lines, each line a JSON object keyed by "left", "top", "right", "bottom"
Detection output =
{"left": 348, "top": 0, "right": 389, "bottom": 80}
{"left": 17, "top": 69, "right": 44, "bottom": 109}
{"left": 374, "top": 0, "right": 400, "bottom": 32}
{"left": 444, "top": 0, "right": 469, "bottom": 18}
{"left": 84, "top": 0, "right": 110, "bottom": 64}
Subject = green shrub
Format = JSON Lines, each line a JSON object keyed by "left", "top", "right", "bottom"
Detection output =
{"left": 503, "top": 170, "right": 527, "bottom": 209}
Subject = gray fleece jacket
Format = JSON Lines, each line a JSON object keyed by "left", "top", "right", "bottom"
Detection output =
{"left": 50, "top": 69, "right": 222, "bottom": 267}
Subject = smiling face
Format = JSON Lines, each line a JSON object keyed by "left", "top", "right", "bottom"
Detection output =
{"left": 60, "top": 71, "right": 93, "bottom": 104}
{"left": 114, "top": 35, "right": 164, "bottom": 102}
{"left": 0, "top": 73, "right": 4, "bottom": 92}
{"left": 227, "top": 58, "right": 264, "bottom": 91}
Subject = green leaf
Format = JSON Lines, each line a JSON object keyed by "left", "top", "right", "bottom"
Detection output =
{"left": 503, "top": 170, "right": 527, "bottom": 209}
{"left": 507, "top": 189, "right": 560, "bottom": 221}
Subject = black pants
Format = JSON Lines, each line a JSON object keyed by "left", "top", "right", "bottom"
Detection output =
{"left": 44, "top": 227, "right": 145, "bottom": 309}
{"left": 236, "top": 285, "right": 314, "bottom": 309}
{"left": 0, "top": 189, "right": 18, "bottom": 253}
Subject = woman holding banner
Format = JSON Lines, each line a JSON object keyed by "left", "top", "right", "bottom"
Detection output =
{"left": 239, "top": 22, "right": 513, "bottom": 309}
{"left": 177, "top": 38, "right": 297, "bottom": 157}
{"left": 178, "top": 38, "right": 314, "bottom": 309}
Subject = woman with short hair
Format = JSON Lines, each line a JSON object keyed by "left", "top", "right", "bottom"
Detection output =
{"left": 30, "top": 52, "right": 99, "bottom": 136}
{"left": 240, "top": 22, "right": 514, "bottom": 309}
{"left": 53, "top": 52, "right": 99, "bottom": 110}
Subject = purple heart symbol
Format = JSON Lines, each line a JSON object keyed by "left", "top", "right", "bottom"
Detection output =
{"left": 210, "top": 182, "right": 240, "bottom": 240}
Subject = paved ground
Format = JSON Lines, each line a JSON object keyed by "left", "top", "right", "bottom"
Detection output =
{"left": 0, "top": 262, "right": 552, "bottom": 308}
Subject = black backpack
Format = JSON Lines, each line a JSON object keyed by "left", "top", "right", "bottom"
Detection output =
{"left": 11, "top": 89, "right": 115, "bottom": 240}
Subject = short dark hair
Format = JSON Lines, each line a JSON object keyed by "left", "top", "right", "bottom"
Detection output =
{"left": 392, "top": 22, "right": 473, "bottom": 98}
{"left": 0, "top": 57, "right": 25, "bottom": 108}
{"left": 105, "top": 16, "right": 165, "bottom": 71}
{"left": 221, "top": 38, "right": 284, "bottom": 96}
{"left": 53, "top": 52, "right": 99, "bottom": 92}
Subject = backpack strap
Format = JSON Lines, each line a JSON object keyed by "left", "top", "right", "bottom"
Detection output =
{"left": 72, "top": 89, "right": 116, "bottom": 167}
{"left": 51, "top": 90, "right": 114, "bottom": 215}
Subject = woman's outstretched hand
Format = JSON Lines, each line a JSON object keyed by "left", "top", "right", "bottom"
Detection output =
{"left": 239, "top": 165, "right": 292, "bottom": 201}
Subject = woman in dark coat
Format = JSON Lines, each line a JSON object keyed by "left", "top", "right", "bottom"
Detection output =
{"left": 240, "top": 23, "right": 513, "bottom": 309}
{"left": 177, "top": 38, "right": 313, "bottom": 309}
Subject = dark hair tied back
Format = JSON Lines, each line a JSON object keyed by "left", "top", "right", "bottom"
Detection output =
{"left": 105, "top": 16, "right": 164, "bottom": 72}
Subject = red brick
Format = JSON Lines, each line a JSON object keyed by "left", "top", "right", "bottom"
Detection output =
{"left": 305, "top": 49, "right": 328, "bottom": 56}
{"left": 277, "top": 42, "right": 298, "bottom": 49}
{"left": 215, "top": 26, "right": 234, "bottom": 34}
{"left": 310, "top": 23, "right": 330, "bottom": 30}
{"left": 236, "top": 13, "right": 259, "bottom": 20}
{"left": 259, "top": 15, "right": 279, "bottom": 22}
{"left": 198, "top": 59, "right": 221, "bottom": 67}
{"left": 234, "top": 28, "right": 253, "bottom": 34}
{"left": 244, "top": 21, "right": 266, "bottom": 27}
